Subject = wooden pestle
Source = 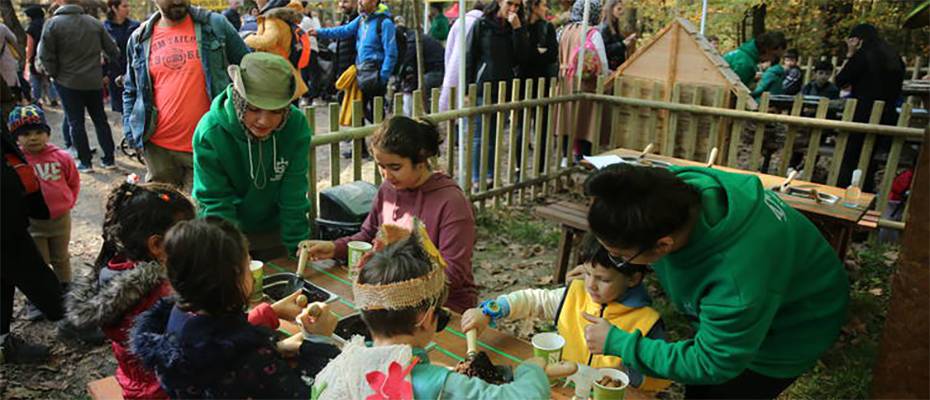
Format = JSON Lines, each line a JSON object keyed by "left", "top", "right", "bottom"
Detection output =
{"left": 466, "top": 329, "right": 479, "bottom": 355}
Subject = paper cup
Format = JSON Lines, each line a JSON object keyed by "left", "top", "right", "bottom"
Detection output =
{"left": 249, "top": 260, "right": 265, "bottom": 303}
{"left": 531, "top": 332, "right": 565, "bottom": 365}
{"left": 346, "top": 241, "right": 373, "bottom": 281}
{"left": 592, "top": 368, "right": 629, "bottom": 400}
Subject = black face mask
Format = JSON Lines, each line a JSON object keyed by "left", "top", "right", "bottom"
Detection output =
{"left": 435, "top": 307, "right": 451, "bottom": 333}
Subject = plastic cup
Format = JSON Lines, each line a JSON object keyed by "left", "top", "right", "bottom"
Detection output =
{"left": 249, "top": 260, "right": 265, "bottom": 303}
{"left": 346, "top": 241, "right": 373, "bottom": 281}
{"left": 531, "top": 332, "right": 565, "bottom": 365}
{"left": 592, "top": 368, "right": 629, "bottom": 400}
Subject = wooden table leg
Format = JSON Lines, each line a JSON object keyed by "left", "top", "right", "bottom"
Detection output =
{"left": 555, "top": 226, "right": 574, "bottom": 284}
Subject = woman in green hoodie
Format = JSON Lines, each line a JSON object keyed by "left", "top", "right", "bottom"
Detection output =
{"left": 192, "top": 52, "right": 311, "bottom": 260}
{"left": 579, "top": 164, "right": 848, "bottom": 398}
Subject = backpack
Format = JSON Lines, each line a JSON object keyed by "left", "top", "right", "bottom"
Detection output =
{"left": 566, "top": 28, "right": 601, "bottom": 80}
{"left": 287, "top": 22, "right": 311, "bottom": 70}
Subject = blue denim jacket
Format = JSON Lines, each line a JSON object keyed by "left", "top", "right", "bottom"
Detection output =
{"left": 122, "top": 7, "right": 249, "bottom": 148}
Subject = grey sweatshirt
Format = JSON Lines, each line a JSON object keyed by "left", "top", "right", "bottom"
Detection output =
{"left": 38, "top": 4, "right": 119, "bottom": 90}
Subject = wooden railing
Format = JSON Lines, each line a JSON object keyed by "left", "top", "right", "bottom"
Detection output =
{"left": 302, "top": 77, "right": 924, "bottom": 231}
{"left": 796, "top": 55, "right": 929, "bottom": 85}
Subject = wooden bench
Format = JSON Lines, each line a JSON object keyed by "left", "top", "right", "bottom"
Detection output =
{"left": 87, "top": 376, "right": 123, "bottom": 400}
{"left": 534, "top": 201, "right": 589, "bottom": 284}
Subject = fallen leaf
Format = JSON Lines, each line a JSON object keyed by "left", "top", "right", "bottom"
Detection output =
{"left": 536, "top": 275, "right": 554, "bottom": 285}
{"left": 868, "top": 288, "right": 883, "bottom": 296}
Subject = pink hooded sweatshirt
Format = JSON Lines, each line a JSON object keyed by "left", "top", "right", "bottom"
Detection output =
{"left": 333, "top": 173, "right": 477, "bottom": 312}
{"left": 22, "top": 143, "right": 79, "bottom": 220}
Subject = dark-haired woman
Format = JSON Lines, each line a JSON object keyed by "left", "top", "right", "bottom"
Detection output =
{"left": 466, "top": 0, "right": 531, "bottom": 182}
{"left": 103, "top": 0, "right": 139, "bottom": 113}
{"left": 132, "top": 218, "right": 340, "bottom": 398}
{"left": 301, "top": 116, "right": 478, "bottom": 313}
{"left": 598, "top": 0, "right": 636, "bottom": 70}
{"left": 835, "top": 23, "right": 905, "bottom": 191}
{"left": 578, "top": 164, "right": 848, "bottom": 398}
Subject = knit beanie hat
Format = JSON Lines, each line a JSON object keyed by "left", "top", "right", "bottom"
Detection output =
{"left": 7, "top": 105, "right": 51, "bottom": 137}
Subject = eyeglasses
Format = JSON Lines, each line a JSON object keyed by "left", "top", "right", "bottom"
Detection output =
{"left": 606, "top": 247, "right": 651, "bottom": 270}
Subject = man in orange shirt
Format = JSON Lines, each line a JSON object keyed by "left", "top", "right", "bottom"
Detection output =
{"left": 123, "top": 0, "right": 249, "bottom": 190}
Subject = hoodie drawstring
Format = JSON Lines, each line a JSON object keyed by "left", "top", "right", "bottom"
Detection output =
{"left": 248, "top": 135, "right": 277, "bottom": 190}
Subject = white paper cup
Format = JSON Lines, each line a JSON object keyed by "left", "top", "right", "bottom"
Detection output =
{"left": 346, "top": 241, "right": 373, "bottom": 281}
{"left": 249, "top": 260, "right": 264, "bottom": 303}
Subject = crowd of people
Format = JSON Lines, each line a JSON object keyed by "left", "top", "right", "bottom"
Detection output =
{"left": 0, "top": 0, "right": 919, "bottom": 398}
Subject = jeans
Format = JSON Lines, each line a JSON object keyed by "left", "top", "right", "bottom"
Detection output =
{"left": 108, "top": 79, "right": 123, "bottom": 114}
{"left": 28, "top": 73, "right": 59, "bottom": 104}
{"left": 55, "top": 84, "right": 115, "bottom": 165}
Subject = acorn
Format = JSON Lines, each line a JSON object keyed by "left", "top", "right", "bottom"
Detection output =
{"left": 296, "top": 294, "right": 308, "bottom": 307}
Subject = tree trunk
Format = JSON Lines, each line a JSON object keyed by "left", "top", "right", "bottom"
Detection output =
{"left": 869, "top": 127, "right": 930, "bottom": 399}
{"left": 1, "top": 0, "right": 26, "bottom": 57}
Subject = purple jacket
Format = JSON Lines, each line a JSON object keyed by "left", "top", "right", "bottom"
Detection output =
{"left": 439, "top": 9, "right": 484, "bottom": 112}
{"left": 334, "top": 173, "right": 477, "bottom": 312}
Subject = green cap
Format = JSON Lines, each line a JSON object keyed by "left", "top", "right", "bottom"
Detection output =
{"left": 227, "top": 52, "right": 300, "bottom": 110}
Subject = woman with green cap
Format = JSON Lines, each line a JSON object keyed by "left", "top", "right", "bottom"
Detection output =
{"left": 192, "top": 52, "right": 311, "bottom": 260}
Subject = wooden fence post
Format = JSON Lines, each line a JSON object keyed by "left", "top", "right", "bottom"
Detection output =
{"left": 827, "top": 99, "right": 858, "bottom": 186}
{"left": 328, "top": 103, "right": 341, "bottom": 187}
{"left": 306, "top": 106, "right": 318, "bottom": 223}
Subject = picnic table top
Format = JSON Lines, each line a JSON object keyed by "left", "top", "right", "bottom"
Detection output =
{"left": 267, "top": 258, "right": 651, "bottom": 400}
{"left": 593, "top": 148, "right": 875, "bottom": 225}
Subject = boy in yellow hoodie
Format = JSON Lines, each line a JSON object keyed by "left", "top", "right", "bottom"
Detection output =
{"left": 462, "top": 234, "right": 673, "bottom": 392}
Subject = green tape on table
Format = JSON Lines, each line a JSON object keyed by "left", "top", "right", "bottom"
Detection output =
{"left": 444, "top": 327, "right": 525, "bottom": 364}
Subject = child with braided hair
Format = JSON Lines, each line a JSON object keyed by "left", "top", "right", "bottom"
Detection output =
{"left": 65, "top": 181, "right": 195, "bottom": 399}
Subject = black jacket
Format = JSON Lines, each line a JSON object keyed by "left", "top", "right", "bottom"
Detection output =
{"left": 333, "top": 11, "right": 359, "bottom": 78}
{"left": 467, "top": 15, "right": 530, "bottom": 97}
{"left": 598, "top": 22, "right": 627, "bottom": 71}
{"left": 522, "top": 19, "right": 558, "bottom": 80}
{"left": 835, "top": 45, "right": 904, "bottom": 124}
{"left": 396, "top": 26, "right": 445, "bottom": 93}
{"left": 131, "top": 298, "right": 340, "bottom": 399}
{"left": 2, "top": 132, "right": 49, "bottom": 242}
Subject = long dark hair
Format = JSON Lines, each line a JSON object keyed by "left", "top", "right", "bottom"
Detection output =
{"left": 164, "top": 217, "right": 251, "bottom": 316}
{"left": 849, "top": 24, "right": 904, "bottom": 75}
{"left": 600, "top": 0, "right": 622, "bottom": 35}
{"left": 95, "top": 182, "right": 195, "bottom": 269}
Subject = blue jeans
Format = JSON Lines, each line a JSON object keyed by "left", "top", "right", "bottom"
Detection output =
{"left": 108, "top": 80, "right": 124, "bottom": 113}
{"left": 55, "top": 84, "right": 115, "bottom": 165}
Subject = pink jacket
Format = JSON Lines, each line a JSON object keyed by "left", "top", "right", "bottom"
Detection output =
{"left": 22, "top": 143, "right": 79, "bottom": 219}
{"left": 334, "top": 173, "right": 477, "bottom": 312}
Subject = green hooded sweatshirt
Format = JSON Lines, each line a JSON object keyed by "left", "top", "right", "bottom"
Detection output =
{"left": 603, "top": 166, "right": 848, "bottom": 384}
{"left": 192, "top": 86, "right": 311, "bottom": 253}
{"left": 724, "top": 39, "right": 761, "bottom": 88}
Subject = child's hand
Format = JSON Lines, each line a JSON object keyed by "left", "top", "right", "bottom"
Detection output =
{"left": 582, "top": 312, "right": 612, "bottom": 354}
{"left": 299, "top": 240, "right": 335, "bottom": 261}
{"left": 461, "top": 308, "right": 491, "bottom": 336}
{"left": 276, "top": 332, "right": 304, "bottom": 357}
{"left": 271, "top": 289, "right": 306, "bottom": 321}
{"left": 565, "top": 264, "right": 586, "bottom": 282}
{"left": 299, "top": 302, "right": 337, "bottom": 337}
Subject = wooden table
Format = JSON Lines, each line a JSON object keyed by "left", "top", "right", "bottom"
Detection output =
{"left": 267, "top": 258, "right": 649, "bottom": 400}
{"left": 536, "top": 148, "right": 876, "bottom": 278}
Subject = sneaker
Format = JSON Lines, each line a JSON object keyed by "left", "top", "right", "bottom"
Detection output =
{"left": 100, "top": 160, "right": 117, "bottom": 170}
{"left": 56, "top": 319, "right": 106, "bottom": 345}
{"left": 66, "top": 146, "right": 78, "bottom": 159}
{"left": 76, "top": 162, "right": 94, "bottom": 173}
{"left": 1, "top": 334, "right": 49, "bottom": 363}
{"left": 23, "top": 301, "right": 44, "bottom": 321}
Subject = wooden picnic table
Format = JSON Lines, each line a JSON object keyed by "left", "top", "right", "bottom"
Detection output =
{"left": 536, "top": 148, "right": 877, "bottom": 282}
{"left": 267, "top": 257, "right": 650, "bottom": 400}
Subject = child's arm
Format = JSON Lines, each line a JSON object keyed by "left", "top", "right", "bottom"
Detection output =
{"left": 441, "top": 360, "right": 550, "bottom": 399}
{"left": 497, "top": 287, "right": 566, "bottom": 321}
{"left": 64, "top": 155, "right": 80, "bottom": 204}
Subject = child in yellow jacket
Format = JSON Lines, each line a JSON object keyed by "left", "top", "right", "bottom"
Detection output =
{"left": 244, "top": 0, "right": 309, "bottom": 95}
{"left": 462, "top": 233, "right": 673, "bottom": 392}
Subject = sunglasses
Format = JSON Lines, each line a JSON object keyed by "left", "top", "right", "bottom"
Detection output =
{"left": 606, "top": 247, "right": 651, "bottom": 270}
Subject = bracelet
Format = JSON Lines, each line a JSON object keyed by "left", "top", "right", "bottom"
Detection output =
{"left": 480, "top": 299, "right": 505, "bottom": 328}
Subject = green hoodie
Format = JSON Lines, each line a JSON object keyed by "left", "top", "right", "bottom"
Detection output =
{"left": 724, "top": 39, "right": 760, "bottom": 88}
{"left": 192, "top": 86, "right": 311, "bottom": 252}
{"left": 603, "top": 166, "right": 848, "bottom": 384}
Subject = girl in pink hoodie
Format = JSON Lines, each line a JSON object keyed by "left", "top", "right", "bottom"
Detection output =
{"left": 10, "top": 105, "right": 79, "bottom": 299}
{"left": 301, "top": 116, "right": 478, "bottom": 312}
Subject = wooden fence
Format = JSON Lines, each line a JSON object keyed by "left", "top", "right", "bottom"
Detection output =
{"left": 797, "top": 55, "right": 929, "bottom": 84}
{"left": 302, "top": 77, "right": 924, "bottom": 232}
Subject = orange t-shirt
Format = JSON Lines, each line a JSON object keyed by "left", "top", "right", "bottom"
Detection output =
{"left": 148, "top": 16, "right": 211, "bottom": 153}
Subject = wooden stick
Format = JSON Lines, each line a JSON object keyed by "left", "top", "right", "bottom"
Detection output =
{"left": 639, "top": 143, "right": 654, "bottom": 159}
{"left": 778, "top": 169, "right": 799, "bottom": 193}
{"left": 296, "top": 247, "right": 309, "bottom": 278}
{"left": 466, "top": 329, "right": 478, "bottom": 354}
{"left": 705, "top": 147, "right": 718, "bottom": 168}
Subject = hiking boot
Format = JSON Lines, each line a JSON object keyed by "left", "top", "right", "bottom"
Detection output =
{"left": 1, "top": 334, "right": 49, "bottom": 364}
{"left": 23, "top": 300, "right": 45, "bottom": 321}
{"left": 57, "top": 319, "right": 106, "bottom": 346}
